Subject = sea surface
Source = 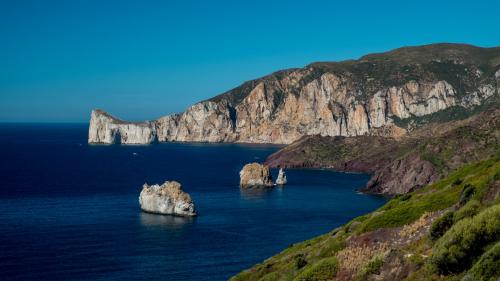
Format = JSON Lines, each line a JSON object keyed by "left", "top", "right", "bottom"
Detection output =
{"left": 0, "top": 124, "right": 386, "bottom": 281}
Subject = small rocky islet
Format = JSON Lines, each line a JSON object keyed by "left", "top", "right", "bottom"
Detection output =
{"left": 139, "top": 165, "right": 287, "bottom": 217}
{"left": 239, "top": 162, "right": 287, "bottom": 188}
{"left": 139, "top": 181, "right": 196, "bottom": 217}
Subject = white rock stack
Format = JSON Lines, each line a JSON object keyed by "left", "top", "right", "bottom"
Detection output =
{"left": 139, "top": 181, "right": 196, "bottom": 216}
{"left": 275, "top": 168, "right": 287, "bottom": 185}
{"left": 88, "top": 109, "right": 157, "bottom": 144}
{"left": 239, "top": 163, "right": 273, "bottom": 188}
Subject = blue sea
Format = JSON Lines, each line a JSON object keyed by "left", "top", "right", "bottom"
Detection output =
{"left": 0, "top": 124, "right": 386, "bottom": 281}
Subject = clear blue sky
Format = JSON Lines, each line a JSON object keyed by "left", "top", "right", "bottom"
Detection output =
{"left": 1, "top": 0, "right": 499, "bottom": 122}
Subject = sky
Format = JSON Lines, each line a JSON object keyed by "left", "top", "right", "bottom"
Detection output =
{"left": 1, "top": 0, "right": 499, "bottom": 122}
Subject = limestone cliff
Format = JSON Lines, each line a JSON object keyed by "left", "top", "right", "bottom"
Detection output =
{"left": 88, "top": 43, "right": 500, "bottom": 144}
{"left": 88, "top": 109, "right": 157, "bottom": 144}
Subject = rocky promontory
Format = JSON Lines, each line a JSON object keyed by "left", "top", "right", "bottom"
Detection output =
{"left": 239, "top": 163, "right": 273, "bottom": 188}
{"left": 139, "top": 181, "right": 196, "bottom": 216}
{"left": 88, "top": 109, "right": 157, "bottom": 144}
{"left": 89, "top": 44, "right": 500, "bottom": 145}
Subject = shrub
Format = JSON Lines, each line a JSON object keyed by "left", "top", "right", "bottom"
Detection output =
{"left": 453, "top": 178, "right": 463, "bottom": 186}
{"left": 454, "top": 200, "right": 481, "bottom": 221}
{"left": 459, "top": 184, "right": 476, "bottom": 205}
{"left": 400, "top": 194, "right": 412, "bottom": 201}
{"left": 465, "top": 241, "right": 500, "bottom": 281}
{"left": 293, "top": 257, "right": 339, "bottom": 281}
{"left": 295, "top": 254, "right": 307, "bottom": 270}
{"left": 429, "top": 212, "right": 454, "bottom": 241}
{"left": 429, "top": 204, "right": 500, "bottom": 274}
{"left": 357, "top": 257, "right": 384, "bottom": 281}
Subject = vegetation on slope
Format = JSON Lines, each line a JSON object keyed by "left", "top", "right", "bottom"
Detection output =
{"left": 231, "top": 157, "right": 500, "bottom": 281}
{"left": 265, "top": 109, "right": 500, "bottom": 195}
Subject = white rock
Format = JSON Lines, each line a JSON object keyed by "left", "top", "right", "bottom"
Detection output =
{"left": 88, "top": 109, "right": 157, "bottom": 144}
{"left": 276, "top": 168, "right": 287, "bottom": 185}
{"left": 139, "top": 181, "right": 196, "bottom": 216}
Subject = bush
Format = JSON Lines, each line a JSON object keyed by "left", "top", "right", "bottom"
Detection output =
{"left": 293, "top": 257, "right": 339, "bottom": 281}
{"left": 357, "top": 257, "right": 384, "bottom": 281}
{"left": 453, "top": 178, "right": 463, "bottom": 186}
{"left": 454, "top": 200, "right": 481, "bottom": 221}
{"left": 295, "top": 254, "right": 308, "bottom": 269}
{"left": 429, "top": 212, "right": 454, "bottom": 241}
{"left": 465, "top": 241, "right": 500, "bottom": 281}
{"left": 459, "top": 184, "right": 476, "bottom": 205}
{"left": 429, "top": 204, "right": 500, "bottom": 274}
{"left": 400, "top": 194, "right": 412, "bottom": 201}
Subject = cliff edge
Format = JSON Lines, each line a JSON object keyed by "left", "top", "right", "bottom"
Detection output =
{"left": 89, "top": 43, "right": 500, "bottom": 144}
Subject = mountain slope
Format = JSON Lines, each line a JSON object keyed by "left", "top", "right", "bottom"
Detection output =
{"left": 88, "top": 43, "right": 500, "bottom": 144}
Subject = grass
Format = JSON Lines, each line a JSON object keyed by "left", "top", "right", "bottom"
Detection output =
{"left": 356, "top": 256, "right": 384, "bottom": 281}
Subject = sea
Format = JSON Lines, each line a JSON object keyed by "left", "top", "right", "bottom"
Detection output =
{"left": 0, "top": 124, "right": 386, "bottom": 280}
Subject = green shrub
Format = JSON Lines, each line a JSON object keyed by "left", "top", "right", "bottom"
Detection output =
{"left": 453, "top": 178, "right": 463, "bottom": 186}
{"left": 429, "top": 204, "right": 500, "bottom": 274}
{"left": 465, "top": 241, "right": 500, "bottom": 281}
{"left": 293, "top": 257, "right": 339, "bottom": 281}
{"left": 429, "top": 212, "right": 454, "bottom": 241}
{"left": 357, "top": 257, "right": 384, "bottom": 281}
{"left": 294, "top": 254, "right": 307, "bottom": 269}
{"left": 454, "top": 200, "right": 481, "bottom": 221}
{"left": 459, "top": 184, "right": 476, "bottom": 205}
{"left": 400, "top": 194, "right": 412, "bottom": 201}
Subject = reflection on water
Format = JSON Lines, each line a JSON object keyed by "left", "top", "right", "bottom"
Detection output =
{"left": 239, "top": 186, "right": 275, "bottom": 200}
{"left": 140, "top": 212, "right": 195, "bottom": 228}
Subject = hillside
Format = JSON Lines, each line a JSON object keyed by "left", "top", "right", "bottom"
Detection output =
{"left": 265, "top": 109, "right": 500, "bottom": 195}
{"left": 231, "top": 156, "right": 500, "bottom": 281}
{"left": 88, "top": 43, "right": 499, "bottom": 144}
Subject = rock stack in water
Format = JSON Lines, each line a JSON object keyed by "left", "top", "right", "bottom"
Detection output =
{"left": 275, "top": 168, "right": 287, "bottom": 185}
{"left": 239, "top": 163, "right": 273, "bottom": 188}
{"left": 139, "top": 181, "right": 196, "bottom": 216}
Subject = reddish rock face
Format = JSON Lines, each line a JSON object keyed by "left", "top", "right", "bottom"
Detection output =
{"left": 364, "top": 154, "right": 439, "bottom": 195}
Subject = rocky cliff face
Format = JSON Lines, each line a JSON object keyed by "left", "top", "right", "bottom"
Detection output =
{"left": 264, "top": 109, "right": 500, "bottom": 195}
{"left": 89, "top": 44, "right": 500, "bottom": 144}
{"left": 88, "top": 109, "right": 157, "bottom": 144}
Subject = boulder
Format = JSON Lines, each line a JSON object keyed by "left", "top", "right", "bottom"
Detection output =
{"left": 239, "top": 163, "right": 273, "bottom": 188}
{"left": 139, "top": 181, "right": 196, "bottom": 216}
{"left": 275, "top": 168, "right": 287, "bottom": 185}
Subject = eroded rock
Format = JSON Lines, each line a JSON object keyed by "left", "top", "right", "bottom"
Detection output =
{"left": 239, "top": 163, "right": 273, "bottom": 188}
{"left": 276, "top": 168, "right": 287, "bottom": 185}
{"left": 139, "top": 181, "right": 196, "bottom": 216}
